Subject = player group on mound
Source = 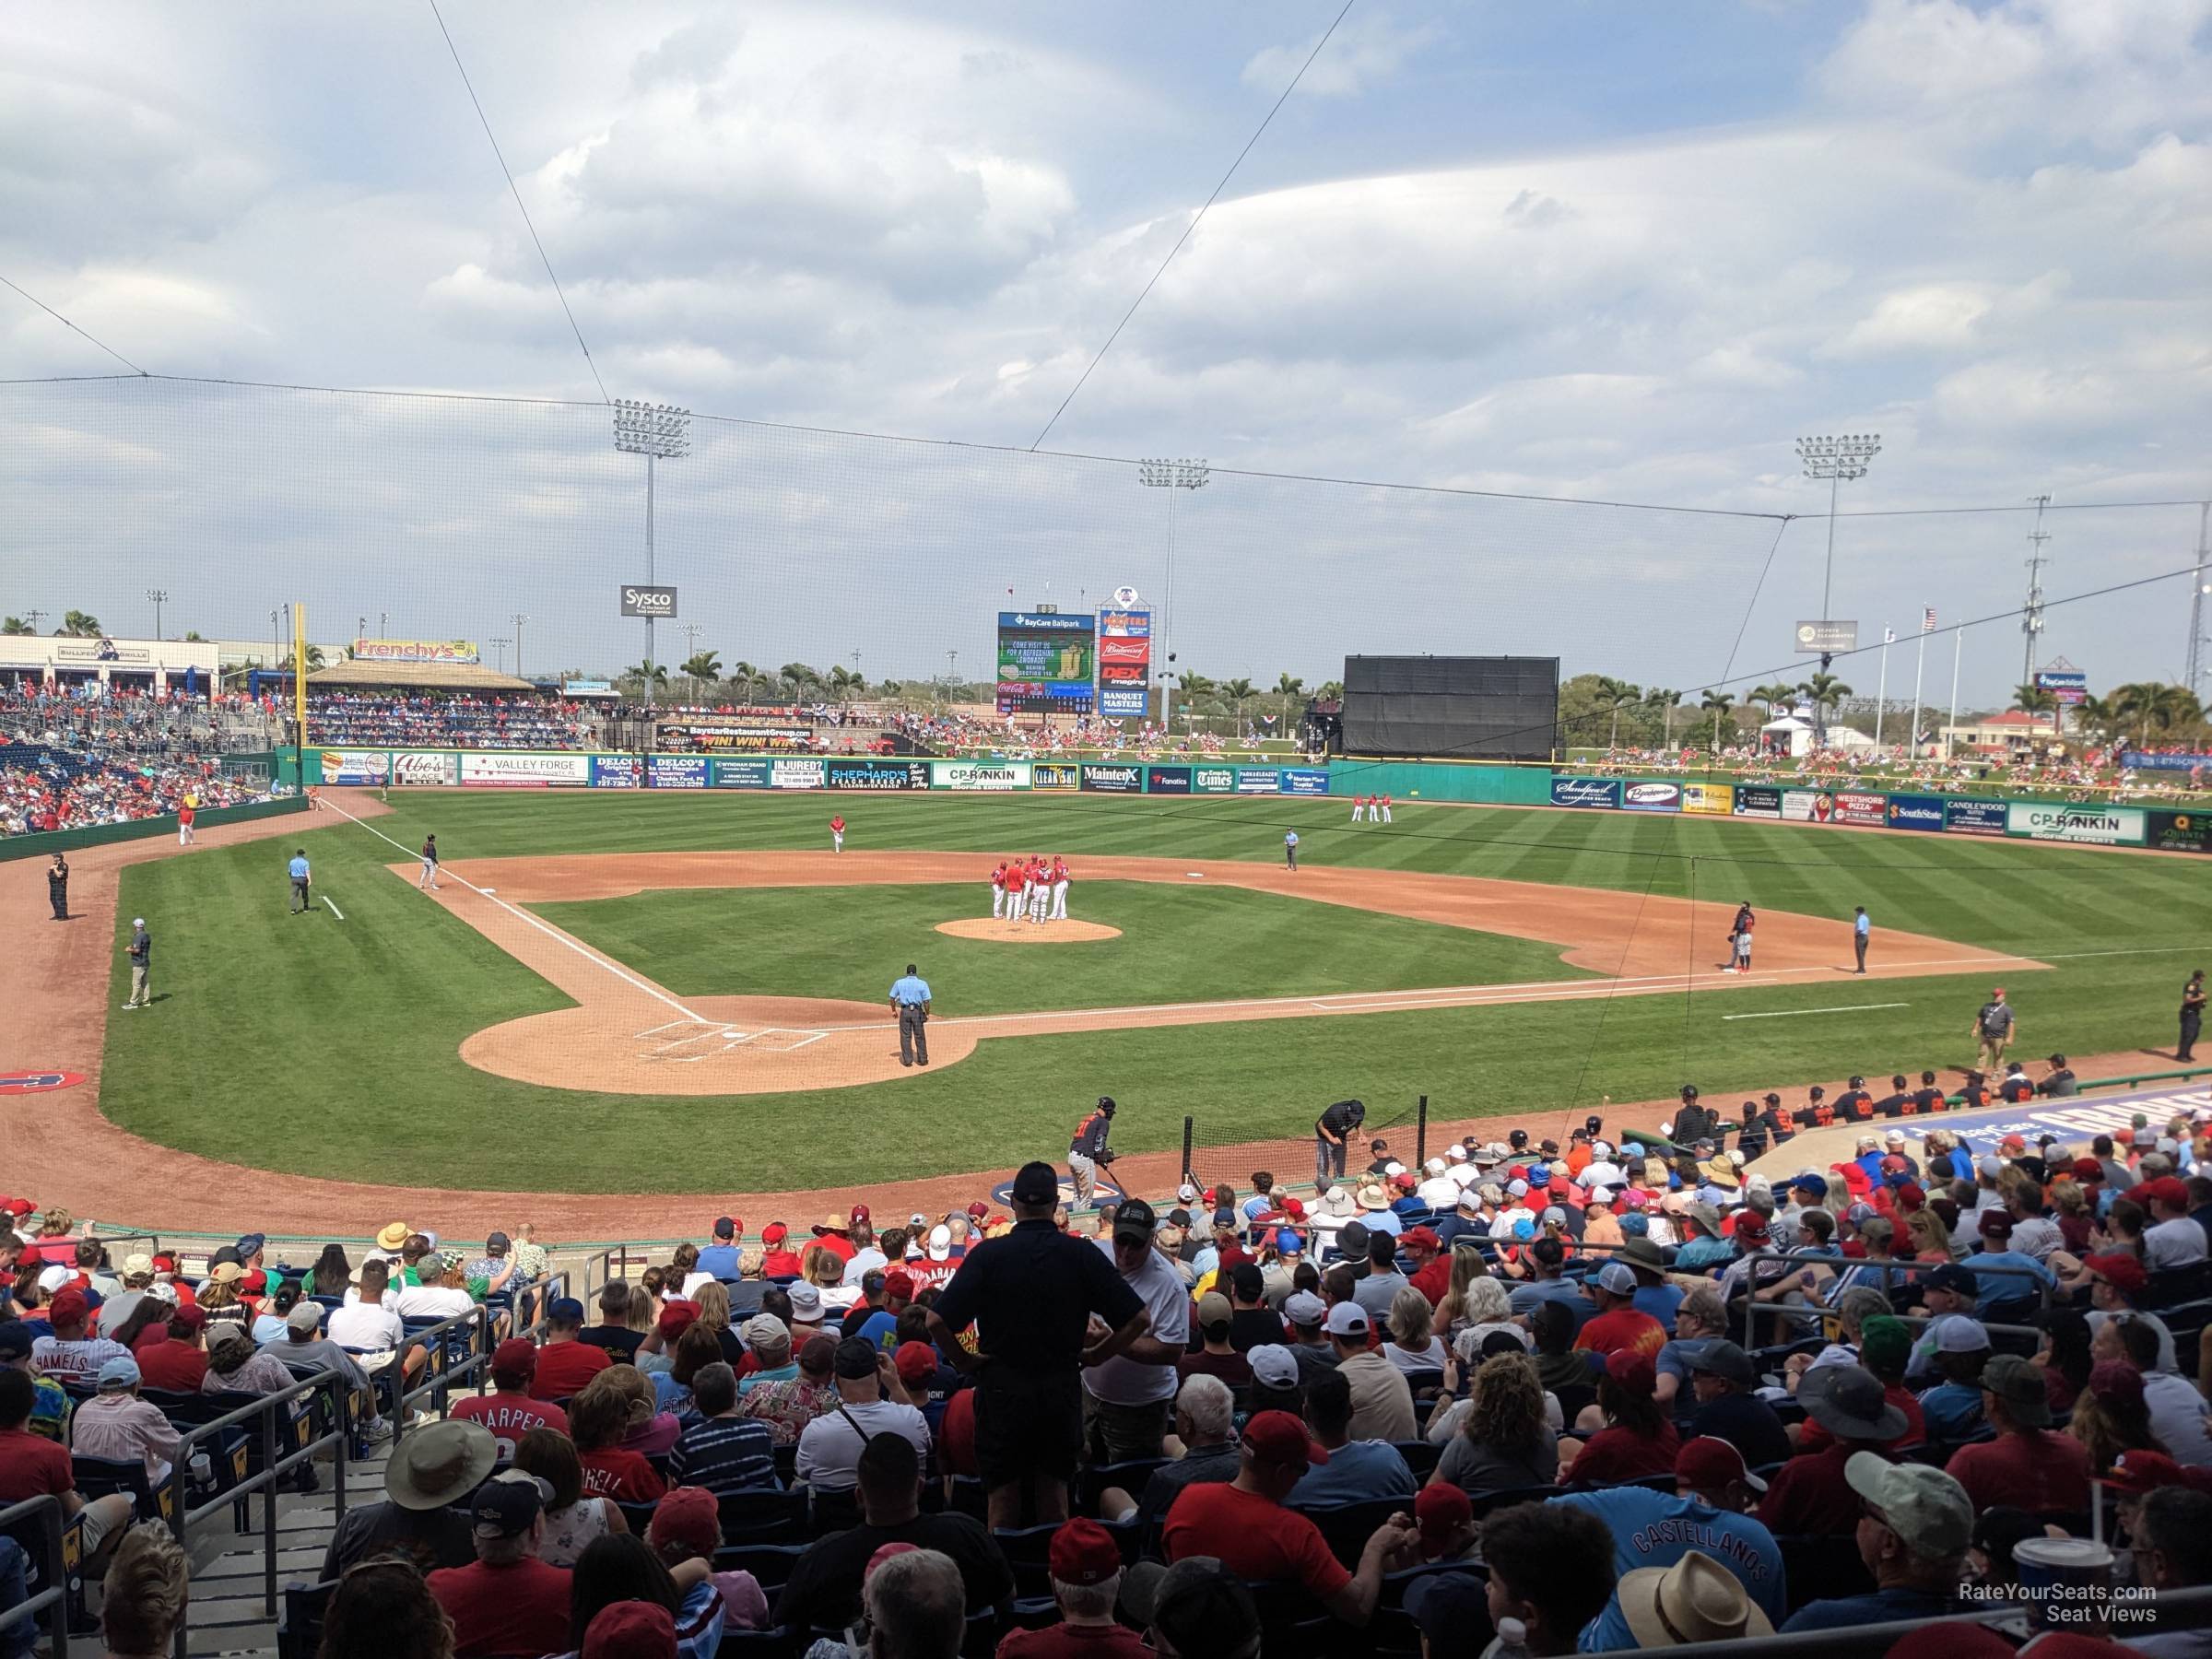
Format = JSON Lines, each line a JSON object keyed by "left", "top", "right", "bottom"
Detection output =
{"left": 988, "top": 854, "right": 1073, "bottom": 924}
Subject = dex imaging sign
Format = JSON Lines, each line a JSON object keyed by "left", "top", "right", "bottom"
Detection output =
{"left": 619, "top": 584, "right": 679, "bottom": 618}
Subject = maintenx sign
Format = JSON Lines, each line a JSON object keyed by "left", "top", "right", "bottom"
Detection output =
{"left": 1551, "top": 777, "right": 1620, "bottom": 810}
{"left": 1079, "top": 763, "right": 1142, "bottom": 794}
{"left": 2006, "top": 802, "right": 2147, "bottom": 846}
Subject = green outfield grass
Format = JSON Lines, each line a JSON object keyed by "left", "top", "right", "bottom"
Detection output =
{"left": 98, "top": 791, "right": 2212, "bottom": 1194}
{"left": 536, "top": 880, "right": 1587, "bottom": 1012}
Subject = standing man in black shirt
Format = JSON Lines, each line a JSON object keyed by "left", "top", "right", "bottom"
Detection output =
{"left": 1313, "top": 1099, "right": 1365, "bottom": 1189}
{"left": 928, "top": 1161, "right": 1148, "bottom": 1530}
{"left": 1671, "top": 1085, "right": 1718, "bottom": 1150}
{"left": 1067, "top": 1097, "right": 1116, "bottom": 1209}
{"left": 46, "top": 854, "right": 68, "bottom": 921}
{"left": 2181, "top": 971, "right": 2206, "bottom": 1064}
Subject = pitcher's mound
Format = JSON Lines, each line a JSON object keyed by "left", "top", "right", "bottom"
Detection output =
{"left": 935, "top": 917, "right": 1123, "bottom": 943}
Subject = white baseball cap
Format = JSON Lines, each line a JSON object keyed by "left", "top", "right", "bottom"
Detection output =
{"left": 1383, "top": 1161, "right": 1406, "bottom": 1177}
{"left": 926, "top": 1224, "right": 952, "bottom": 1261}
{"left": 1594, "top": 1261, "right": 1638, "bottom": 1295}
{"left": 132, "top": 917, "right": 145, "bottom": 927}
{"left": 1324, "top": 1302, "right": 1370, "bottom": 1337}
{"left": 1425, "top": 1158, "right": 1448, "bottom": 1176}
{"left": 1446, "top": 1145, "right": 1469, "bottom": 1163}
{"left": 786, "top": 1283, "right": 824, "bottom": 1322}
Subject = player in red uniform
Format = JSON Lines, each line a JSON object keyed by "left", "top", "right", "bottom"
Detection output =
{"left": 1002, "top": 860, "right": 1028, "bottom": 924}
{"left": 1049, "top": 857, "right": 1071, "bottom": 922}
{"left": 830, "top": 813, "right": 845, "bottom": 853}
{"left": 1026, "top": 856, "right": 1051, "bottom": 923}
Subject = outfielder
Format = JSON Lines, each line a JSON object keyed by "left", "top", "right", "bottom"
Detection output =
{"left": 1351, "top": 794, "right": 1367, "bottom": 823}
{"left": 1379, "top": 794, "right": 1394, "bottom": 823}
{"left": 1049, "top": 857, "right": 1071, "bottom": 922}
{"left": 990, "top": 861, "right": 1008, "bottom": 919}
{"left": 177, "top": 798, "right": 195, "bottom": 846}
{"left": 1027, "top": 856, "right": 1051, "bottom": 923}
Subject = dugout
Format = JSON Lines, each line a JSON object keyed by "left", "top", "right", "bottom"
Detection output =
{"left": 1339, "top": 654, "right": 1559, "bottom": 761}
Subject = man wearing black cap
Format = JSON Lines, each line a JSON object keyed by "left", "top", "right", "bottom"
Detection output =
{"left": 427, "top": 1469, "right": 572, "bottom": 1658}
{"left": 1068, "top": 1097, "right": 1117, "bottom": 1209}
{"left": 1672, "top": 1086, "right": 1718, "bottom": 1150}
{"left": 1833, "top": 1076, "right": 1875, "bottom": 1123}
{"left": 795, "top": 1338, "right": 930, "bottom": 1494}
{"left": 1084, "top": 1197, "right": 1193, "bottom": 1465}
{"left": 697, "top": 1217, "right": 741, "bottom": 1282}
{"left": 1312, "top": 1099, "right": 1365, "bottom": 1189}
{"left": 929, "top": 1161, "right": 1150, "bottom": 1528}
{"left": 1684, "top": 1340, "right": 1793, "bottom": 1467}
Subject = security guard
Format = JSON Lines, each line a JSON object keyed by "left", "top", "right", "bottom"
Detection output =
{"left": 46, "top": 853, "right": 67, "bottom": 922}
{"left": 1068, "top": 1097, "right": 1117, "bottom": 1207}
{"left": 889, "top": 962, "right": 932, "bottom": 1067}
{"left": 2181, "top": 970, "right": 2206, "bottom": 1064}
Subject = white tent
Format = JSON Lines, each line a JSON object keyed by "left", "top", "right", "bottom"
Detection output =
{"left": 1760, "top": 714, "right": 1813, "bottom": 758}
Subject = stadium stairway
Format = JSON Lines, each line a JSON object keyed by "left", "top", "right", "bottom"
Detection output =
{"left": 173, "top": 1437, "right": 392, "bottom": 1658}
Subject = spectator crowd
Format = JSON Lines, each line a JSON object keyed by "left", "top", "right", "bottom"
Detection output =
{"left": 305, "top": 693, "right": 599, "bottom": 751}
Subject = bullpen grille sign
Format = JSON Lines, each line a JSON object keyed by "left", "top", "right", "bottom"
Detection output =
{"left": 1551, "top": 776, "right": 1620, "bottom": 810}
{"left": 2007, "top": 802, "right": 2146, "bottom": 846}
{"left": 619, "top": 584, "right": 678, "bottom": 618}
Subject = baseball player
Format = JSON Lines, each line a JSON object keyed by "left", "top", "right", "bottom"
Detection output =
{"left": 1068, "top": 1096, "right": 1117, "bottom": 1206}
{"left": 1002, "top": 859, "right": 1027, "bottom": 924}
{"left": 830, "top": 813, "right": 846, "bottom": 853}
{"left": 1049, "top": 857, "right": 1071, "bottom": 922}
{"left": 1379, "top": 794, "right": 1394, "bottom": 823}
{"left": 1351, "top": 794, "right": 1367, "bottom": 823}
{"left": 990, "top": 862, "right": 1008, "bottom": 920}
{"left": 418, "top": 834, "right": 441, "bottom": 890}
{"left": 1028, "top": 856, "right": 1051, "bottom": 924}
{"left": 177, "top": 797, "right": 195, "bottom": 846}
{"left": 1730, "top": 917, "right": 1754, "bottom": 974}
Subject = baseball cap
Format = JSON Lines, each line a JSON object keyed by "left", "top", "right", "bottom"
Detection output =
{"left": 1195, "top": 1292, "right": 1232, "bottom": 1330}
{"left": 2104, "top": 1448, "right": 2191, "bottom": 1495}
{"left": 1401, "top": 1226, "right": 1440, "bottom": 1253}
{"left": 96, "top": 1355, "right": 141, "bottom": 1392}
{"left": 471, "top": 1469, "right": 549, "bottom": 1539}
{"left": 34, "top": 1266, "right": 72, "bottom": 1294}
{"left": 1846, "top": 1452, "right": 1973, "bottom": 1559}
{"left": 1050, "top": 1518, "right": 1123, "bottom": 1587}
{"left": 1241, "top": 1409, "right": 1327, "bottom": 1468}
{"left": 1733, "top": 1214, "right": 1770, "bottom": 1244}
{"left": 1274, "top": 1228, "right": 1304, "bottom": 1253}
{"left": 1594, "top": 1261, "right": 1637, "bottom": 1296}
{"left": 1011, "top": 1162, "right": 1060, "bottom": 1205}
{"left": 712, "top": 1216, "right": 735, "bottom": 1239}
{"left": 1118, "top": 1559, "right": 1261, "bottom": 1659}
{"left": 2072, "top": 1157, "right": 2103, "bottom": 1181}
{"left": 46, "top": 1288, "right": 88, "bottom": 1327}
{"left": 833, "top": 1337, "right": 881, "bottom": 1380}
{"left": 741, "top": 1313, "right": 790, "bottom": 1349}
{"left": 1324, "top": 1302, "right": 1370, "bottom": 1338}
{"left": 851, "top": 1204, "right": 871, "bottom": 1226}
{"left": 1933, "top": 1314, "right": 1991, "bottom": 1354}
{"left": 1606, "top": 1349, "right": 1657, "bottom": 1393}
{"left": 785, "top": 1284, "right": 824, "bottom": 1323}
{"left": 1688, "top": 1340, "right": 1757, "bottom": 1388}
{"left": 646, "top": 1484, "right": 721, "bottom": 1559}
{"left": 1980, "top": 1354, "right": 2052, "bottom": 1427}
{"left": 884, "top": 1270, "right": 915, "bottom": 1300}
{"left": 1858, "top": 1315, "right": 1911, "bottom": 1371}
{"left": 491, "top": 1337, "right": 537, "bottom": 1382}
{"left": 1676, "top": 1435, "right": 1767, "bottom": 1494}
{"left": 235, "top": 1233, "right": 265, "bottom": 1258}
{"left": 0, "top": 1324, "right": 31, "bottom": 1362}
{"left": 2086, "top": 1253, "right": 2148, "bottom": 1296}
{"left": 1112, "top": 1197, "right": 1158, "bottom": 1244}
{"left": 1978, "top": 1211, "right": 2014, "bottom": 1241}
{"left": 1924, "top": 1262, "right": 1979, "bottom": 1298}
{"left": 1975, "top": 1156, "right": 2004, "bottom": 1181}
{"left": 1283, "top": 1291, "right": 1327, "bottom": 1328}
{"left": 1403, "top": 1568, "right": 1489, "bottom": 1653}
{"left": 893, "top": 1340, "right": 938, "bottom": 1388}
{"left": 1246, "top": 1345, "right": 1299, "bottom": 1390}
{"left": 656, "top": 1304, "right": 699, "bottom": 1342}
{"left": 926, "top": 1224, "right": 952, "bottom": 1261}
{"left": 2090, "top": 1360, "right": 2147, "bottom": 1410}
{"left": 2143, "top": 1176, "right": 2190, "bottom": 1207}
{"left": 761, "top": 1221, "right": 789, "bottom": 1245}
{"left": 548, "top": 1297, "right": 586, "bottom": 1324}
{"left": 285, "top": 1301, "right": 324, "bottom": 1335}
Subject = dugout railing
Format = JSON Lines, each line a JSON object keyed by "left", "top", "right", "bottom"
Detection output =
{"left": 0, "top": 1494, "right": 71, "bottom": 1659}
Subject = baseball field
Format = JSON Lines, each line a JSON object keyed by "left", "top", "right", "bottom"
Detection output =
{"left": 74, "top": 789, "right": 2207, "bottom": 1200}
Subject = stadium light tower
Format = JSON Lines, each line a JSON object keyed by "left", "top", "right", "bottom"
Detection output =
{"left": 1796, "top": 433, "right": 1880, "bottom": 637}
{"left": 1139, "top": 458, "right": 1207, "bottom": 730}
{"left": 613, "top": 399, "right": 691, "bottom": 704}
{"left": 511, "top": 613, "right": 529, "bottom": 682}
{"left": 145, "top": 589, "right": 168, "bottom": 640}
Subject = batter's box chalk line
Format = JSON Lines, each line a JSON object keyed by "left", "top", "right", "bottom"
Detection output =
{"left": 634, "top": 1020, "right": 829, "bottom": 1061}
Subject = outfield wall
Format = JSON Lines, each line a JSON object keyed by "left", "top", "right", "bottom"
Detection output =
{"left": 293, "top": 745, "right": 2212, "bottom": 855}
{"left": 0, "top": 796, "right": 308, "bottom": 863}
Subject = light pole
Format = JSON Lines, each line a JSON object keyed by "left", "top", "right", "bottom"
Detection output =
{"left": 613, "top": 399, "right": 691, "bottom": 707}
{"left": 488, "top": 637, "right": 511, "bottom": 675}
{"left": 2187, "top": 501, "right": 2211, "bottom": 693}
{"left": 1139, "top": 458, "right": 1208, "bottom": 728}
{"left": 511, "top": 614, "right": 528, "bottom": 682}
{"left": 145, "top": 589, "right": 168, "bottom": 640}
{"left": 1797, "top": 433, "right": 1879, "bottom": 742}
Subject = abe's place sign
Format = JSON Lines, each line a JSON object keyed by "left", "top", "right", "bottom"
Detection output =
{"left": 619, "top": 585, "right": 679, "bottom": 618}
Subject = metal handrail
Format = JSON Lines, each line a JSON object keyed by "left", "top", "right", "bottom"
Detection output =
{"left": 1716, "top": 1244, "right": 2055, "bottom": 1348}
{"left": 162, "top": 1365, "right": 351, "bottom": 1659}
{"left": 0, "top": 1493, "right": 69, "bottom": 1658}
{"left": 390, "top": 1305, "right": 488, "bottom": 1442}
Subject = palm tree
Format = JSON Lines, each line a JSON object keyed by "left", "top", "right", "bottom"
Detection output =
{"left": 1594, "top": 676, "right": 1642, "bottom": 750}
{"left": 2074, "top": 692, "right": 2124, "bottom": 751}
{"left": 1644, "top": 687, "right": 1685, "bottom": 747}
{"left": 183, "top": 629, "right": 205, "bottom": 642}
{"left": 621, "top": 660, "right": 668, "bottom": 698}
{"left": 1317, "top": 679, "right": 1343, "bottom": 702}
{"left": 1221, "top": 677, "right": 1256, "bottom": 730}
{"left": 1797, "top": 672, "right": 1852, "bottom": 730}
{"left": 58, "top": 610, "right": 101, "bottom": 637}
{"left": 725, "top": 661, "right": 760, "bottom": 701}
{"left": 1745, "top": 682, "right": 1796, "bottom": 722}
{"left": 2011, "top": 681, "right": 2059, "bottom": 736}
{"left": 681, "top": 651, "right": 723, "bottom": 700}
{"left": 303, "top": 644, "right": 327, "bottom": 670}
{"left": 0, "top": 618, "right": 30, "bottom": 636}
{"left": 780, "top": 662, "right": 820, "bottom": 700}
{"left": 1699, "top": 689, "right": 1736, "bottom": 750}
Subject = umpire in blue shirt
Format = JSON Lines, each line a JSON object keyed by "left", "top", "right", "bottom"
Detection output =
{"left": 889, "top": 963, "right": 932, "bottom": 1066}
{"left": 288, "top": 849, "right": 312, "bottom": 914}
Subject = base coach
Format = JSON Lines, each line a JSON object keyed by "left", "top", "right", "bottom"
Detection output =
{"left": 926, "top": 1160, "right": 1150, "bottom": 1530}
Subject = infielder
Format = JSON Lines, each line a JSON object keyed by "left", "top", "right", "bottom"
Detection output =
{"left": 989, "top": 861, "right": 1007, "bottom": 919}
{"left": 177, "top": 798, "right": 196, "bottom": 846}
{"left": 1049, "top": 857, "right": 1071, "bottom": 922}
{"left": 830, "top": 813, "right": 845, "bottom": 853}
{"left": 418, "top": 834, "right": 441, "bottom": 890}
{"left": 1028, "top": 856, "right": 1051, "bottom": 924}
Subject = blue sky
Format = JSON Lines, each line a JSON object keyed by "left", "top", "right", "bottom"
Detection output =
{"left": 2, "top": 1, "right": 2207, "bottom": 700}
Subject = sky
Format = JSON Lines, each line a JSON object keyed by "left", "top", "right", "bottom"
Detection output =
{"left": 3, "top": 0, "right": 2209, "bottom": 702}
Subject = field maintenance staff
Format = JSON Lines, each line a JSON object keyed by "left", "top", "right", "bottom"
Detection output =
{"left": 1314, "top": 1098, "right": 1366, "bottom": 1187}
{"left": 889, "top": 963, "right": 932, "bottom": 1067}
{"left": 2181, "top": 970, "right": 2206, "bottom": 1063}
{"left": 926, "top": 1159, "right": 1150, "bottom": 1530}
{"left": 1068, "top": 1096, "right": 1117, "bottom": 1207}
{"left": 1971, "top": 985, "right": 2016, "bottom": 1072}
{"left": 288, "top": 849, "right": 312, "bottom": 914}
{"left": 122, "top": 916, "right": 151, "bottom": 1009}
{"left": 1853, "top": 906, "right": 1871, "bottom": 973}
{"left": 46, "top": 853, "right": 67, "bottom": 922}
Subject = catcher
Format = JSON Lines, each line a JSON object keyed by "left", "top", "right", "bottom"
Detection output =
{"left": 1067, "top": 1095, "right": 1119, "bottom": 1209}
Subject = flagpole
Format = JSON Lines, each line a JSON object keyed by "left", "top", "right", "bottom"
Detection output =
{"left": 1946, "top": 627, "right": 1963, "bottom": 762}
{"left": 1908, "top": 621, "right": 1927, "bottom": 762}
{"left": 1875, "top": 627, "right": 1892, "bottom": 755}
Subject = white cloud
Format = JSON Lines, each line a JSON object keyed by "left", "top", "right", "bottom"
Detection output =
{"left": 1241, "top": 12, "right": 1442, "bottom": 99}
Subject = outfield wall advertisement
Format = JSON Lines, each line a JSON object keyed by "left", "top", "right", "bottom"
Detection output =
{"left": 1278, "top": 768, "right": 1332, "bottom": 796}
{"left": 2006, "top": 802, "right": 2147, "bottom": 846}
{"left": 459, "top": 753, "right": 590, "bottom": 787}
{"left": 829, "top": 760, "right": 929, "bottom": 790}
{"left": 1552, "top": 777, "right": 1619, "bottom": 809}
{"left": 1080, "top": 763, "right": 1143, "bottom": 794}
{"left": 1731, "top": 785, "right": 1782, "bottom": 819}
{"left": 1621, "top": 781, "right": 1680, "bottom": 813}
{"left": 935, "top": 760, "right": 1031, "bottom": 792}
{"left": 318, "top": 749, "right": 388, "bottom": 785}
{"left": 1682, "top": 782, "right": 1733, "bottom": 816}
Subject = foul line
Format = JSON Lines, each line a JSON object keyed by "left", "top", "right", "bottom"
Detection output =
{"left": 324, "top": 799, "right": 713, "bottom": 1028}
{"left": 323, "top": 895, "right": 346, "bottom": 922}
{"left": 1723, "top": 1002, "right": 1909, "bottom": 1021}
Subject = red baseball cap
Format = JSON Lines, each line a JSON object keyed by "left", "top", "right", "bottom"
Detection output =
{"left": 850, "top": 1205, "right": 871, "bottom": 1227}
{"left": 169, "top": 1305, "right": 207, "bottom": 1334}
{"left": 892, "top": 1340, "right": 937, "bottom": 1387}
{"left": 1242, "top": 1409, "right": 1328, "bottom": 1468}
{"left": 2142, "top": 1177, "right": 2190, "bottom": 1207}
{"left": 645, "top": 1485, "right": 720, "bottom": 1559}
{"left": 582, "top": 1602, "right": 676, "bottom": 1659}
{"left": 966, "top": 1201, "right": 989, "bottom": 1220}
{"left": 1392, "top": 1172, "right": 1418, "bottom": 1192}
{"left": 1048, "top": 1518, "right": 1123, "bottom": 1586}
{"left": 1733, "top": 1214, "right": 1770, "bottom": 1244}
{"left": 47, "top": 1288, "right": 88, "bottom": 1326}
{"left": 1400, "top": 1228, "right": 1440, "bottom": 1253}
{"left": 1606, "top": 1349, "right": 1657, "bottom": 1392}
{"left": 1414, "top": 1482, "right": 1472, "bottom": 1547}
{"left": 0, "top": 1199, "right": 32, "bottom": 1218}
{"left": 2105, "top": 1448, "right": 2190, "bottom": 1495}
{"left": 491, "top": 1337, "right": 537, "bottom": 1379}
{"left": 884, "top": 1271, "right": 915, "bottom": 1301}
{"left": 1547, "top": 1175, "right": 1571, "bottom": 1196}
{"left": 2085, "top": 1253, "right": 2148, "bottom": 1296}
{"left": 656, "top": 1304, "right": 699, "bottom": 1342}
{"left": 1676, "top": 1435, "right": 1767, "bottom": 1494}
{"left": 2072, "top": 1158, "right": 2104, "bottom": 1181}
{"left": 1281, "top": 1197, "right": 1306, "bottom": 1219}
{"left": 761, "top": 1222, "right": 788, "bottom": 1245}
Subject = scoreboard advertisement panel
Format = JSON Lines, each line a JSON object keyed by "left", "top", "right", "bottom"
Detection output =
{"left": 1095, "top": 606, "right": 1153, "bottom": 718}
{"left": 996, "top": 612, "right": 1096, "bottom": 713}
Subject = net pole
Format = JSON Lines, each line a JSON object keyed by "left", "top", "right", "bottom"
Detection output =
{"left": 1182, "top": 1115, "right": 1194, "bottom": 1187}
{"left": 1416, "top": 1095, "right": 1429, "bottom": 1168}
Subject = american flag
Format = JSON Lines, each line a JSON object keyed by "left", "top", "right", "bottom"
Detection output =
{"left": 1922, "top": 607, "right": 1937, "bottom": 633}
